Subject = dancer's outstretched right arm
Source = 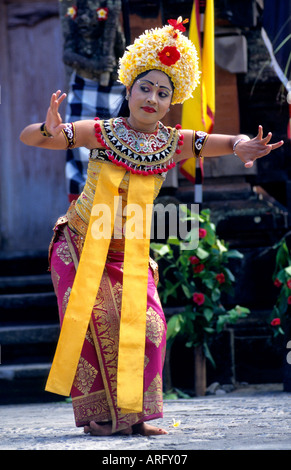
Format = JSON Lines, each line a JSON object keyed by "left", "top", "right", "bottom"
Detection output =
{"left": 20, "top": 90, "right": 96, "bottom": 150}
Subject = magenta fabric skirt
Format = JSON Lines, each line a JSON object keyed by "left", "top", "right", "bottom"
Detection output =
{"left": 49, "top": 223, "right": 166, "bottom": 433}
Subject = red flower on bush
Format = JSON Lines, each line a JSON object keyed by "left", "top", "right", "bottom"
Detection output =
{"left": 193, "top": 263, "right": 205, "bottom": 274}
{"left": 199, "top": 228, "right": 207, "bottom": 238}
{"left": 193, "top": 292, "right": 205, "bottom": 305}
{"left": 288, "top": 296, "right": 291, "bottom": 305}
{"left": 158, "top": 46, "right": 180, "bottom": 66}
{"left": 216, "top": 273, "right": 225, "bottom": 284}
{"left": 287, "top": 279, "right": 291, "bottom": 289}
{"left": 274, "top": 278, "right": 282, "bottom": 287}
{"left": 189, "top": 255, "right": 200, "bottom": 265}
{"left": 271, "top": 318, "right": 281, "bottom": 326}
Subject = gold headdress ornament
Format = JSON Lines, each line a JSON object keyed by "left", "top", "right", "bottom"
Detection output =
{"left": 118, "top": 17, "right": 200, "bottom": 105}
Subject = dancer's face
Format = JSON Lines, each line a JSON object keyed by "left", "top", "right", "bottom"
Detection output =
{"left": 127, "top": 70, "right": 173, "bottom": 131}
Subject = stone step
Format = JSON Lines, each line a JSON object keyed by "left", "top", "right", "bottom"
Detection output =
{"left": 0, "top": 323, "right": 59, "bottom": 366}
{"left": 0, "top": 363, "right": 51, "bottom": 380}
{"left": 0, "top": 273, "right": 53, "bottom": 294}
{"left": 177, "top": 181, "right": 253, "bottom": 202}
{"left": 0, "top": 324, "right": 59, "bottom": 345}
{"left": 0, "top": 291, "right": 58, "bottom": 324}
{"left": 0, "top": 250, "right": 49, "bottom": 277}
{"left": 0, "top": 363, "right": 59, "bottom": 404}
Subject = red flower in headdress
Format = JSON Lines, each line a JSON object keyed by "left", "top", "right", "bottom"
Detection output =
{"left": 168, "top": 18, "right": 189, "bottom": 32}
{"left": 158, "top": 46, "right": 180, "bottom": 66}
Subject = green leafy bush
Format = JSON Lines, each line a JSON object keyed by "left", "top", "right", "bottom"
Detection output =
{"left": 151, "top": 208, "right": 250, "bottom": 366}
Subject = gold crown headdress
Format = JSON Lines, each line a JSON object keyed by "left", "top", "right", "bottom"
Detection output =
{"left": 118, "top": 17, "right": 200, "bottom": 105}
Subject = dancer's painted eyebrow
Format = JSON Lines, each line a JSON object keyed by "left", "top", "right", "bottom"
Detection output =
{"left": 139, "top": 79, "right": 172, "bottom": 92}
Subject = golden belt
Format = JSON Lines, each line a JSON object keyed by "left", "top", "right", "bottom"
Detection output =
{"left": 67, "top": 201, "right": 125, "bottom": 252}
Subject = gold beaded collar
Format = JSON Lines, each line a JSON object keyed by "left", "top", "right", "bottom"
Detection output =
{"left": 92, "top": 117, "right": 184, "bottom": 175}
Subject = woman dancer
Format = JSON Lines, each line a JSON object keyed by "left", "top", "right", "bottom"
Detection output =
{"left": 20, "top": 17, "right": 283, "bottom": 436}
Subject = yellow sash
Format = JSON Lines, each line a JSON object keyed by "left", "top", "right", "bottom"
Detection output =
{"left": 46, "top": 163, "right": 156, "bottom": 414}
{"left": 45, "top": 163, "right": 126, "bottom": 396}
{"left": 117, "top": 173, "right": 155, "bottom": 413}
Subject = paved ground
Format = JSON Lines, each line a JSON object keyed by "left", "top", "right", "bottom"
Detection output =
{"left": 1, "top": 384, "right": 291, "bottom": 453}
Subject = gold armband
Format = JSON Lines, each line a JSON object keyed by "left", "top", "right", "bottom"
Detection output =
{"left": 192, "top": 131, "right": 209, "bottom": 158}
{"left": 62, "top": 123, "right": 76, "bottom": 148}
{"left": 40, "top": 122, "right": 53, "bottom": 138}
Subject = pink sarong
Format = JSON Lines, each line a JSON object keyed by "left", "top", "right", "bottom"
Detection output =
{"left": 49, "top": 222, "right": 166, "bottom": 433}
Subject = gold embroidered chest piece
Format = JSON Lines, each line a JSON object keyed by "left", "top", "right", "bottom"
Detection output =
{"left": 91, "top": 117, "right": 183, "bottom": 175}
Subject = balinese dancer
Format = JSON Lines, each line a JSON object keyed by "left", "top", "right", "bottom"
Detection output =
{"left": 20, "top": 17, "right": 283, "bottom": 436}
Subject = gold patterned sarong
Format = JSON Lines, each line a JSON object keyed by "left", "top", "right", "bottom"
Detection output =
{"left": 46, "top": 161, "right": 163, "bottom": 413}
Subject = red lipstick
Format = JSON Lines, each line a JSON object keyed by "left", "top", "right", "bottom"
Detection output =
{"left": 142, "top": 106, "right": 156, "bottom": 113}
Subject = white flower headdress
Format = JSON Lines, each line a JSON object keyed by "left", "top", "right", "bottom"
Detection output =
{"left": 118, "top": 17, "right": 200, "bottom": 105}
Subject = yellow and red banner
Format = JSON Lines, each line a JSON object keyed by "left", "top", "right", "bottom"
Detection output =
{"left": 180, "top": 0, "right": 215, "bottom": 185}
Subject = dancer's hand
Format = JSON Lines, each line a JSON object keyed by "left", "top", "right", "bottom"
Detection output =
{"left": 235, "top": 125, "right": 284, "bottom": 168}
{"left": 45, "top": 90, "right": 67, "bottom": 136}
